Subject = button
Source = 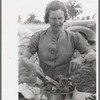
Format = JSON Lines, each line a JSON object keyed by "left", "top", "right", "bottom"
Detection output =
{"left": 52, "top": 42, "right": 55, "bottom": 45}
{"left": 52, "top": 35, "right": 57, "bottom": 39}
{"left": 51, "top": 50, "right": 54, "bottom": 54}
{"left": 52, "top": 39, "right": 56, "bottom": 42}
{"left": 50, "top": 70, "right": 53, "bottom": 73}
{"left": 51, "top": 56, "right": 55, "bottom": 59}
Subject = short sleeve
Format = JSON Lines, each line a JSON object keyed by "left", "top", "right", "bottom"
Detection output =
{"left": 27, "top": 32, "right": 40, "bottom": 55}
{"left": 73, "top": 32, "right": 92, "bottom": 54}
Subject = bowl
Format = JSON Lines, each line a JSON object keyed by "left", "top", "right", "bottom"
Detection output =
{"left": 40, "top": 83, "right": 74, "bottom": 100}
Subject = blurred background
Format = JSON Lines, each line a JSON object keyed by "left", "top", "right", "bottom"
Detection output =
{"left": 18, "top": 0, "right": 97, "bottom": 23}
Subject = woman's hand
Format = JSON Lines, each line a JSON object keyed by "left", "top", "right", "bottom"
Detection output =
{"left": 31, "top": 63, "right": 44, "bottom": 76}
{"left": 20, "top": 53, "right": 44, "bottom": 76}
{"left": 85, "top": 52, "right": 96, "bottom": 62}
{"left": 69, "top": 57, "right": 83, "bottom": 73}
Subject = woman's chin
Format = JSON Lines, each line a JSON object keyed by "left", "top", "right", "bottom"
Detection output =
{"left": 53, "top": 28, "right": 61, "bottom": 33}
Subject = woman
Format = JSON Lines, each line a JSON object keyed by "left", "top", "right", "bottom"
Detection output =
{"left": 21, "top": 0, "right": 96, "bottom": 80}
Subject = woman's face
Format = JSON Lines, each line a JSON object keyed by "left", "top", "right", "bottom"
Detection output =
{"left": 48, "top": 9, "right": 65, "bottom": 33}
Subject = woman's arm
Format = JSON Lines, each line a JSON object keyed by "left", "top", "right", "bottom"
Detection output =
{"left": 20, "top": 50, "right": 44, "bottom": 75}
{"left": 69, "top": 49, "right": 96, "bottom": 73}
{"left": 69, "top": 32, "right": 96, "bottom": 73}
{"left": 81, "top": 49, "right": 96, "bottom": 63}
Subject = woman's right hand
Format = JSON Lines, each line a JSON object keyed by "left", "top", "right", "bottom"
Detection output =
{"left": 32, "top": 63, "right": 45, "bottom": 76}
{"left": 21, "top": 56, "right": 44, "bottom": 76}
{"left": 20, "top": 49, "right": 45, "bottom": 77}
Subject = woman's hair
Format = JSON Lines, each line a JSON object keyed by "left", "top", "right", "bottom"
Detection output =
{"left": 44, "top": 0, "right": 68, "bottom": 23}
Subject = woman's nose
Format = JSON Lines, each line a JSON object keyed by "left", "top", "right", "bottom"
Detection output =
{"left": 55, "top": 19, "right": 60, "bottom": 25}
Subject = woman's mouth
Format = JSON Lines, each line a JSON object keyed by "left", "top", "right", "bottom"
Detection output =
{"left": 54, "top": 25, "right": 61, "bottom": 28}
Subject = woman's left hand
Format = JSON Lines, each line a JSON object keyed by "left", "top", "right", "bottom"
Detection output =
{"left": 69, "top": 57, "right": 83, "bottom": 73}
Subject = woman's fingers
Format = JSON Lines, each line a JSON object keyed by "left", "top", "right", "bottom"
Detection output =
{"left": 69, "top": 62, "right": 73, "bottom": 74}
{"left": 71, "top": 62, "right": 76, "bottom": 72}
{"left": 39, "top": 67, "right": 45, "bottom": 75}
{"left": 69, "top": 61, "right": 81, "bottom": 73}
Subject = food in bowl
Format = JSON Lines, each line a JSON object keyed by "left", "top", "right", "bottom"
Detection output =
{"left": 40, "top": 75, "right": 74, "bottom": 94}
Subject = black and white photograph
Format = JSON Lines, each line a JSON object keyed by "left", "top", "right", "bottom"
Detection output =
{"left": 18, "top": 0, "right": 97, "bottom": 100}
{"left": 2, "top": 0, "right": 98, "bottom": 100}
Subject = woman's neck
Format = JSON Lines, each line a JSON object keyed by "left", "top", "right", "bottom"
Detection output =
{"left": 49, "top": 27, "right": 63, "bottom": 34}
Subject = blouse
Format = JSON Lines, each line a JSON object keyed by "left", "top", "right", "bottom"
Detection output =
{"left": 27, "top": 28, "right": 91, "bottom": 78}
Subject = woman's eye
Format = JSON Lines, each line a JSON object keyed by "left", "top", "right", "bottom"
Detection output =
{"left": 59, "top": 18, "right": 63, "bottom": 20}
{"left": 52, "top": 18, "right": 56, "bottom": 20}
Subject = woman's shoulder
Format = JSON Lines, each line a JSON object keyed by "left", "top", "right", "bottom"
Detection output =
{"left": 65, "top": 29, "right": 84, "bottom": 38}
{"left": 64, "top": 29, "right": 86, "bottom": 43}
{"left": 64, "top": 29, "right": 79, "bottom": 38}
{"left": 30, "top": 29, "right": 48, "bottom": 39}
{"left": 65, "top": 29, "right": 79, "bottom": 35}
{"left": 32, "top": 29, "right": 48, "bottom": 37}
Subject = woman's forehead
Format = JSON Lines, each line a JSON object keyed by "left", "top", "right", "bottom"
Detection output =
{"left": 49, "top": 9, "right": 64, "bottom": 16}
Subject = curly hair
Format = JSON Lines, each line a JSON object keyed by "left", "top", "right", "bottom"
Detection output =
{"left": 44, "top": 0, "right": 68, "bottom": 23}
